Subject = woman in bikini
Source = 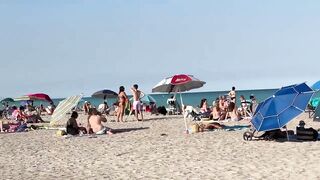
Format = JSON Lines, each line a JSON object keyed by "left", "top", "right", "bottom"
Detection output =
{"left": 117, "top": 86, "right": 128, "bottom": 122}
{"left": 210, "top": 99, "right": 221, "bottom": 121}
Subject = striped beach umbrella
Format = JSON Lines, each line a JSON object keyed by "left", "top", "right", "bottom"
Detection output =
{"left": 50, "top": 95, "right": 83, "bottom": 126}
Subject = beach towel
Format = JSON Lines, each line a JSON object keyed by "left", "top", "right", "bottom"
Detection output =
{"left": 206, "top": 125, "right": 250, "bottom": 132}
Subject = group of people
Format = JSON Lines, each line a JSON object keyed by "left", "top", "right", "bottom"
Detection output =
{"left": 65, "top": 84, "right": 145, "bottom": 136}
{"left": 0, "top": 103, "right": 50, "bottom": 132}
{"left": 82, "top": 84, "right": 145, "bottom": 123}
{"left": 198, "top": 87, "right": 258, "bottom": 121}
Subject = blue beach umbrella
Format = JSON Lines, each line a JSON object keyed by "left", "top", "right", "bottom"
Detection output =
{"left": 311, "top": 81, "right": 320, "bottom": 91}
{"left": 91, "top": 89, "right": 118, "bottom": 99}
{"left": 251, "top": 83, "right": 314, "bottom": 132}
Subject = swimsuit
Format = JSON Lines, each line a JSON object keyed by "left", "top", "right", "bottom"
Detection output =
{"left": 95, "top": 126, "right": 111, "bottom": 135}
{"left": 119, "top": 95, "right": 126, "bottom": 106}
{"left": 133, "top": 101, "right": 141, "bottom": 111}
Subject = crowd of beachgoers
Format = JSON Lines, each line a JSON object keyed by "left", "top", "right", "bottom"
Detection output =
{"left": 0, "top": 85, "right": 257, "bottom": 134}
{"left": 0, "top": 83, "right": 319, "bottom": 143}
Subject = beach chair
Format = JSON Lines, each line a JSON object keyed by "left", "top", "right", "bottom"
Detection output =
{"left": 167, "top": 99, "right": 181, "bottom": 115}
{"left": 184, "top": 106, "right": 211, "bottom": 121}
{"left": 305, "top": 104, "right": 316, "bottom": 118}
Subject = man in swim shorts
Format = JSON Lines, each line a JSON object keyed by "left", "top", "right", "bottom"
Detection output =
{"left": 87, "top": 108, "right": 113, "bottom": 135}
{"left": 131, "top": 84, "right": 144, "bottom": 121}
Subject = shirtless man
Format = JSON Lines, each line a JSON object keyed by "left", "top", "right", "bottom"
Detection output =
{"left": 131, "top": 84, "right": 144, "bottom": 121}
{"left": 87, "top": 108, "right": 113, "bottom": 135}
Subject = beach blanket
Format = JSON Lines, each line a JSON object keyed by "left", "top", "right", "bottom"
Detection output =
{"left": 207, "top": 125, "right": 250, "bottom": 132}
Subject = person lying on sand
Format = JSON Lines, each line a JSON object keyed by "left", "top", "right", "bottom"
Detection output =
{"left": 199, "top": 122, "right": 225, "bottom": 131}
{"left": 87, "top": 108, "right": 113, "bottom": 135}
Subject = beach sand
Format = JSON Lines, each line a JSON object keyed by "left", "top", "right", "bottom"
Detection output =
{"left": 1, "top": 113, "right": 320, "bottom": 179}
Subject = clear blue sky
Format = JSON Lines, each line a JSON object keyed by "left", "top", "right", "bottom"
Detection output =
{"left": 0, "top": 0, "right": 319, "bottom": 98}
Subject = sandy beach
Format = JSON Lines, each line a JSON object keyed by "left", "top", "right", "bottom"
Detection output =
{"left": 0, "top": 113, "right": 319, "bottom": 179}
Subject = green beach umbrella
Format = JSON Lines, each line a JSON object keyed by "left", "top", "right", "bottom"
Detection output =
{"left": 0, "top": 97, "right": 14, "bottom": 103}
{"left": 310, "top": 97, "right": 320, "bottom": 108}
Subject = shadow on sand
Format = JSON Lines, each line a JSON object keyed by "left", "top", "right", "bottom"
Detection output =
{"left": 113, "top": 127, "right": 149, "bottom": 134}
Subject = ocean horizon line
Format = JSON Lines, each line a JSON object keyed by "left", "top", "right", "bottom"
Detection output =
{"left": 50, "top": 87, "right": 279, "bottom": 100}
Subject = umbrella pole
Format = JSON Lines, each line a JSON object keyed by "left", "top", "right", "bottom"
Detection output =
{"left": 285, "top": 126, "right": 290, "bottom": 141}
{"left": 179, "top": 90, "right": 188, "bottom": 133}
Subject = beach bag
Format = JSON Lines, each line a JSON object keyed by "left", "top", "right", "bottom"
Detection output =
{"left": 190, "top": 123, "right": 200, "bottom": 133}
{"left": 296, "top": 127, "right": 318, "bottom": 141}
{"left": 157, "top": 106, "right": 167, "bottom": 115}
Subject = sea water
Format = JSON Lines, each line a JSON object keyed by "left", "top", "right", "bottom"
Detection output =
{"left": 4, "top": 88, "right": 278, "bottom": 108}
{"left": 56, "top": 88, "right": 278, "bottom": 108}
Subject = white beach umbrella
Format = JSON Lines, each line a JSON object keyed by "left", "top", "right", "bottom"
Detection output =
{"left": 152, "top": 74, "right": 206, "bottom": 133}
{"left": 152, "top": 74, "right": 206, "bottom": 93}
{"left": 50, "top": 94, "right": 83, "bottom": 126}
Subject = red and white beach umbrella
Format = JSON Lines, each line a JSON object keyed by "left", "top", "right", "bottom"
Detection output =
{"left": 152, "top": 74, "right": 206, "bottom": 93}
{"left": 152, "top": 74, "right": 206, "bottom": 133}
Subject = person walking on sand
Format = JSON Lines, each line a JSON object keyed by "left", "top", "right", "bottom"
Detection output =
{"left": 117, "top": 86, "right": 128, "bottom": 122}
{"left": 131, "top": 84, "right": 144, "bottom": 121}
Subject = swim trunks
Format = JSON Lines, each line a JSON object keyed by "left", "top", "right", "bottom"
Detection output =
{"left": 133, "top": 101, "right": 142, "bottom": 111}
{"left": 95, "top": 126, "right": 111, "bottom": 135}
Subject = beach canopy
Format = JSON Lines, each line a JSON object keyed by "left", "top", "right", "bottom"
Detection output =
{"left": 0, "top": 97, "right": 14, "bottom": 103}
{"left": 152, "top": 74, "right": 206, "bottom": 93}
{"left": 91, "top": 89, "right": 118, "bottom": 99}
{"left": 310, "top": 97, "right": 320, "bottom": 108}
{"left": 314, "top": 103, "right": 320, "bottom": 121}
{"left": 251, "top": 83, "right": 314, "bottom": 132}
{"left": 50, "top": 94, "right": 83, "bottom": 126}
{"left": 14, "top": 93, "right": 53, "bottom": 103}
{"left": 311, "top": 81, "right": 320, "bottom": 91}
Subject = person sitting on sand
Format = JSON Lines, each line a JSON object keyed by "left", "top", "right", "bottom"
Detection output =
{"left": 24, "top": 105, "right": 45, "bottom": 123}
{"left": 227, "top": 102, "right": 241, "bottom": 121}
{"left": 239, "top": 95, "right": 250, "bottom": 117}
{"left": 87, "top": 108, "right": 113, "bottom": 135}
{"left": 13, "top": 106, "right": 28, "bottom": 122}
{"left": 66, "top": 111, "right": 87, "bottom": 135}
{"left": 198, "top": 98, "right": 211, "bottom": 118}
{"left": 218, "top": 96, "right": 228, "bottom": 120}
{"left": 210, "top": 99, "right": 221, "bottom": 121}
{"left": 1, "top": 106, "right": 28, "bottom": 132}
{"left": 98, "top": 101, "right": 109, "bottom": 115}
{"left": 199, "top": 98, "right": 210, "bottom": 113}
